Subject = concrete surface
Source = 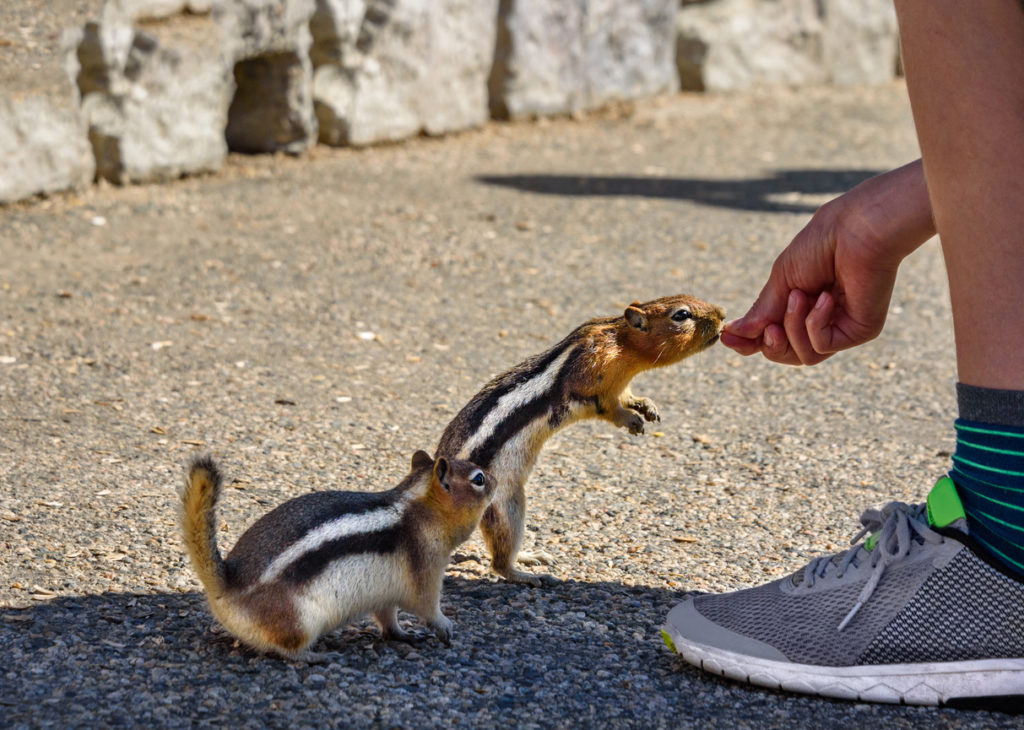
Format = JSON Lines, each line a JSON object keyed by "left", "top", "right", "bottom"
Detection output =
{"left": 1, "top": 82, "right": 1017, "bottom": 727}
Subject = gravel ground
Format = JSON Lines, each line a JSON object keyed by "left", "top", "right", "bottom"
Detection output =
{"left": 1, "top": 82, "right": 1018, "bottom": 728}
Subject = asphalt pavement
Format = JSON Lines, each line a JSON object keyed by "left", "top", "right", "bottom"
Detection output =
{"left": 2, "top": 82, "right": 1017, "bottom": 728}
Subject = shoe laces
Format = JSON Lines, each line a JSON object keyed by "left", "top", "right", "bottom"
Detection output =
{"left": 795, "top": 501, "right": 945, "bottom": 632}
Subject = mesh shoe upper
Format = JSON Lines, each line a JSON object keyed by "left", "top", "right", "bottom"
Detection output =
{"left": 690, "top": 494, "right": 1024, "bottom": 667}
{"left": 693, "top": 551, "right": 940, "bottom": 666}
{"left": 860, "top": 547, "right": 1024, "bottom": 664}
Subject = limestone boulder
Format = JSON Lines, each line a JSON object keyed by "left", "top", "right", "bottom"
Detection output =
{"left": 0, "top": 89, "right": 95, "bottom": 205}
{"left": 676, "top": 0, "right": 899, "bottom": 92}
{"left": 489, "top": 0, "right": 679, "bottom": 120}
{"left": 73, "top": 13, "right": 232, "bottom": 184}
{"left": 112, "top": 0, "right": 215, "bottom": 20}
{"left": 311, "top": 0, "right": 498, "bottom": 147}
{"left": 0, "top": 2, "right": 99, "bottom": 203}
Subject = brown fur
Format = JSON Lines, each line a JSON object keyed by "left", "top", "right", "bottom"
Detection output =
{"left": 178, "top": 452, "right": 494, "bottom": 661}
{"left": 179, "top": 455, "right": 227, "bottom": 599}
{"left": 435, "top": 294, "right": 724, "bottom": 585}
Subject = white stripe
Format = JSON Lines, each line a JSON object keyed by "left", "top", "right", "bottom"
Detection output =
{"left": 459, "top": 345, "right": 576, "bottom": 460}
{"left": 257, "top": 496, "right": 409, "bottom": 585}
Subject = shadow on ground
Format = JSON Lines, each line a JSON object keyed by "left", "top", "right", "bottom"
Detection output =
{"left": 476, "top": 169, "right": 883, "bottom": 213}
{"left": 0, "top": 577, "right": 755, "bottom": 725}
{"left": 2, "top": 574, "right": 1016, "bottom": 725}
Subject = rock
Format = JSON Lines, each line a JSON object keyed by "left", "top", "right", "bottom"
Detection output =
{"left": 676, "top": 0, "right": 898, "bottom": 92}
{"left": 72, "top": 11, "right": 232, "bottom": 184}
{"left": 113, "top": 0, "right": 215, "bottom": 20}
{"left": 218, "top": 0, "right": 318, "bottom": 154}
{"left": 0, "top": 3, "right": 99, "bottom": 204}
{"left": 0, "top": 90, "right": 95, "bottom": 205}
{"left": 311, "top": 0, "right": 498, "bottom": 147}
{"left": 489, "top": 0, "right": 679, "bottom": 120}
{"left": 820, "top": 0, "right": 900, "bottom": 86}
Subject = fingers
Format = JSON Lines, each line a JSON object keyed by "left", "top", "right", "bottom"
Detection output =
{"left": 782, "top": 290, "right": 832, "bottom": 366}
{"left": 805, "top": 290, "right": 838, "bottom": 354}
{"left": 724, "top": 289, "right": 838, "bottom": 366}
{"left": 723, "top": 272, "right": 791, "bottom": 343}
{"left": 719, "top": 329, "right": 762, "bottom": 356}
{"left": 761, "top": 323, "right": 799, "bottom": 364}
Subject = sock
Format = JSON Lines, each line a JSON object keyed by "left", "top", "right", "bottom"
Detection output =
{"left": 950, "top": 383, "right": 1024, "bottom": 576}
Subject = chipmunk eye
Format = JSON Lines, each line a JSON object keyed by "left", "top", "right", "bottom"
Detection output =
{"left": 469, "top": 470, "right": 486, "bottom": 488}
{"left": 671, "top": 309, "right": 693, "bottom": 322}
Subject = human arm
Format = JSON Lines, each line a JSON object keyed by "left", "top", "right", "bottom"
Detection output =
{"left": 721, "top": 158, "right": 936, "bottom": 365}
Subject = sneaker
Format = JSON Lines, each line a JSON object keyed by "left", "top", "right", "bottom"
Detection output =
{"left": 662, "top": 477, "right": 1024, "bottom": 709}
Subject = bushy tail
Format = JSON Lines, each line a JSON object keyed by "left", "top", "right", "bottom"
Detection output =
{"left": 180, "top": 454, "right": 228, "bottom": 597}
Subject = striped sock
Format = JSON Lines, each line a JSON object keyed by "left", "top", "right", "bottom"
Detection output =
{"left": 950, "top": 384, "right": 1024, "bottom": 576}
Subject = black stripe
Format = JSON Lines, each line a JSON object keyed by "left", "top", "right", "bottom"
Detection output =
{"left": 468, "top": 344, "right": 585, "bottom": 467}
{"left": 469, "top": 393, "right": 555, "bottom": 468}
{"left": 463, "top": 338, "right": 575, "bottom": 426}
{"left": 224, "top": 489, "right": 400, "bottom": 589}
{"left": 279, "top": 524, "right": 404, "bottom": 585}
{"left": 548, "top": 346, "right": 590, "bottom": 429}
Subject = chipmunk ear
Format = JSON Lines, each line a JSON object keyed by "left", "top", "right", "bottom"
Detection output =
{"left": 433, "top": 457, "right": 450, "bottom": 491}
{"left": 624, "top": 304, "right": 648, "bottom": 333}
{"left": 411, "top": 449, "right": 434, "bottom": 471}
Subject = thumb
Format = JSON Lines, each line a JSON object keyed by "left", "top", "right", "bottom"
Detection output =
{"left": 723, "top": 279, "right": 790, "bottom": 340}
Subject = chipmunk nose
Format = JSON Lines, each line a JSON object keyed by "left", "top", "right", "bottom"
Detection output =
{"left": 702, "top": 314, "right": 724, "bottom": 343}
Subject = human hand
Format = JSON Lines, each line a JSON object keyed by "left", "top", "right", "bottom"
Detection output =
{"left": 721, "top": 160, "right": 936, "bottom": 365}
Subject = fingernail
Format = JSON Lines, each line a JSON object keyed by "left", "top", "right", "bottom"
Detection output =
{"left": 763, "top": 331, "right": 775, "bottom": 348}
{"left": 815, "top": 292, "right": 828, "bottom": 310}
{"left": 787, "top": 290, "right": 800, "bottom": 314}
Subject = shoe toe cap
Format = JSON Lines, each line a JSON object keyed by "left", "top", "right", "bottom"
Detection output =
{"left": 665, "top": 597, "right": 790, "bottom": 663}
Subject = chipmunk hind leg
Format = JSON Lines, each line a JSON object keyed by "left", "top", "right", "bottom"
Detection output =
{"left": 374, "top": 606, "right": 416, "bottom": 643}
{"left": 481, "top": 480, "right": 556, "bottom": 586}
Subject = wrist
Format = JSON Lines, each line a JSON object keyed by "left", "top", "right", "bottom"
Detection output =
{"left": 833, "top": 159, "right": 936, "bottom": 267}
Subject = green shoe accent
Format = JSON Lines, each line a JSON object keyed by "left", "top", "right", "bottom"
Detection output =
{"left": 927, "top": 476, "right": 966, "bottom": 529}
{"left": 865, "top": 533, "right": 879, "bottom": 552}
{"left": 661, "top": 628, "right": 677, "bottom": 654}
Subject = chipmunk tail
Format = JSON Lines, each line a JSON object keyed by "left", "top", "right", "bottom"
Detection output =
{"left": 179, "top": 454, "right": 229, "bottom": 598}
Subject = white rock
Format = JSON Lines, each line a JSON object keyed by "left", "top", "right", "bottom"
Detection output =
{"left": 312, "top": 0, "right": 497, "bottom": 147}
{"left": 676, "top": 0, "right": 898, "bottom": 92}
{"left": 112, "top": 0, "right": 215, "bottom": 21}
{"left": 0, "top": 93, "right": 95, "bottom": 204}
{"left": 821, "top": 0, "right": 900, "bottom": 86}
{"left": 581, "top": 0, "right": 680, "bottom": 108}
{"left": 489, "top": 0, "right": 679, "bottom": 120}
{"left": 0, "top": 21, "right": 96, "bottom": 204}
{"left": 73, "top": 14, "right": 232, "bottom": 184}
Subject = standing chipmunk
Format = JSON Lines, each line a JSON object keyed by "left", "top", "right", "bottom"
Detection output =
{"left": 179, "top": 450, "right": 493, "bottom": 662}
{"left": 435, "top": 294, "right": 725, "bottom": 586}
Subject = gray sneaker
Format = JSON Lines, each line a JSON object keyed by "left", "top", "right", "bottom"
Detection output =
{"left": 662, "top": 477, "right": 1024, "bottom": 708}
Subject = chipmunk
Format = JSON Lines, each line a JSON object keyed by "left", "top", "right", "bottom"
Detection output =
{"left": 435, "top": 294, "right": 725, "bottom": 586}
{"left": 178, "top": 450, "right": 494, "bottom": 662}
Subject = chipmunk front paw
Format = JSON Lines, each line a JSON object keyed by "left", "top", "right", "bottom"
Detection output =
{"left": 624, "top": 410, "right": 646, "bottom": 435}
{"left": 627, "top": 396, "right": 661, "bottom": 423}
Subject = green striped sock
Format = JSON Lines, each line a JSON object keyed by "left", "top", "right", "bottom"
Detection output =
{"left": 949, "top": 384, "right": 1024, "bottom": 576}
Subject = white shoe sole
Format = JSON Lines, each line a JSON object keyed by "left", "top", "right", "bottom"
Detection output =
{"left": 662, "top": 626, "right": 1024, "bottom": 708}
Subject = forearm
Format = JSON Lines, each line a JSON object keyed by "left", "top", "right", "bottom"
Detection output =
{"left": 831, "top": 159, "right": 935, "bottom": 268}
